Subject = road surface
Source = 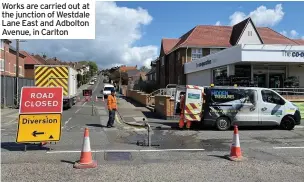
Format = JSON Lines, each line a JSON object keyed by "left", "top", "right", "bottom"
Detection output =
{"left": 1, "top": 74, "right": 304, "bottom": 181}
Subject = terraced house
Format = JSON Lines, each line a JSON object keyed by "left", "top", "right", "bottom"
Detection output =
{"left": 155, "top": 18, "right": 304, "bottom": 88}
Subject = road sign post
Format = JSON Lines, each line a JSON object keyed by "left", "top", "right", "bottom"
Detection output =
{"left": 16, "top": 87, "right": 63, "bottom": 148}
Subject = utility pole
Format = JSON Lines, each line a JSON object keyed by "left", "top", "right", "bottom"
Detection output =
{"left": 119, "top": 68, "right": 121, "bottom": 93}
{"left": 2, "top": 39, "right": 7, "bottom": 107}
{"left": 14, "top": 39, "right": 19, "bottom": 107}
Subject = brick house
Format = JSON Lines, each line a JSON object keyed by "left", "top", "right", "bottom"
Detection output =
{"left": 33, "top": 54, "right": 48, "bottom": 65}
{"left": 21, "top": 51, "right": 44, "bottom": 79}
{"left": 146, "top": 59, "right": 157, "bottom": 82}
{"left": 155, "top": 18, "right": 302, "bottom": 88}
{"left": 0, "top": 39, "right": 26, "bottom": 78}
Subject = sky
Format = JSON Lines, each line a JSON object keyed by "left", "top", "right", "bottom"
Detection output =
{"left": 21, "top": 1, "right": 304, "bottom": 69}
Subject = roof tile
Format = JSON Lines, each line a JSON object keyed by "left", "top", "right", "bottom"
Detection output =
{"left": 20, "top": 51, "right": 42, "bottom": 65}
{"left": 161, "top": 24, "right": 300, "bottom": 55}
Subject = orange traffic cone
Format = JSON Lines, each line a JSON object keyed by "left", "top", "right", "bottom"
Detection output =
{"left": 228, "top": 125, "right": 245, "bottom": 161}
{"left": 95, "top": 96, "right": 98, "bottom": 102}
{"left": 102, "top": 96, "right": 104, "bottom": 102}
{"left": 74, "top": 128, "right": 97, "bottom": 169}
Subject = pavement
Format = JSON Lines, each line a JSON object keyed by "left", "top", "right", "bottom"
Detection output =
{"left": 1, "top": 76, "right": 304, "bottom": 181}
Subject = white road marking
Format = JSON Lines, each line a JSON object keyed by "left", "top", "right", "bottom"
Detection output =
{"left": 82, "top": 102, "right": 87, "bottom": 106}
{"left": 295, "top": 126, "right": 304, "bottom": 129}
{"left": 62, "top": 117, "right": 72, "bottom": 129}
{"left": 273, "top": 147, "right": 304, "bottom": 149}
{"left": 75, "top": 108, "right": 81, "bottom": 114}
{"left": 46, "top": 148, "right": 205, "bottom": 154}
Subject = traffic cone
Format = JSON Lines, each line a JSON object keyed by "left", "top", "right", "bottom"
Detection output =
{"left": 95, "top": 96, "right": 98, "bottom": 102}
{"left": 228, "top": 125, "right": 245, "bottom": 162}
{"left": 74, "top": 128, "right": 97, "bottom": 169}
{"left": 102, "top": 96, "right": 104, "bottom": 102}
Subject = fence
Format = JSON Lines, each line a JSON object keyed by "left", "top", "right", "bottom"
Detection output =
{"left": 1, "top": 75, "right": 34, "bottom": 108}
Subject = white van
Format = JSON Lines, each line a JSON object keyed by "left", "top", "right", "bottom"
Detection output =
{"left": 202, "top": 86, "right": 301, "bottom": 131}
{"left": 103, "top": 84, "right": 115, "bottom": 98}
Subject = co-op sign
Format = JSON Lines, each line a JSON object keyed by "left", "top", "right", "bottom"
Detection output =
{"left": 282, "top": 51, "right": 304, "bottom": 58}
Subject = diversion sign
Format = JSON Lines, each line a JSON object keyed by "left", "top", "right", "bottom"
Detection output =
{"left": 17, "top": 86, "right": 63, "bottom": 143}
{"left": 16, "top": 113, "right": 62, "bottom": 143}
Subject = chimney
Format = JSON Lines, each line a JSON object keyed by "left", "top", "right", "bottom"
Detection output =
{"left": 42, "top": 54, "right": 47, "bottom": 59}
{"left": 54, "top": 57, "right": 57, "bottom": 61}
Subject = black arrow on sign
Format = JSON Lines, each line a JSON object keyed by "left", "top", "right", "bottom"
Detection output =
{"left": 32, "top": 131, "right": 45, "bottom": 137}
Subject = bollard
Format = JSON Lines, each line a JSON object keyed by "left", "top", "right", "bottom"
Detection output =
{"left": 91, "top": 101, "right": 94, "bottom": 116}
{"left": 143, "top": 118, "right": 151, "bottom": 147}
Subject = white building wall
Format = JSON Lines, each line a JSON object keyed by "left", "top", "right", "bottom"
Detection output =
{"left": 186, "top": 69, "right": 212, "bottom": 86}
{"left": 288, "top": 65, "right": 304, "bottom": 87}
{"left": 237, "top": 22, "right": 262, "bottom": 45}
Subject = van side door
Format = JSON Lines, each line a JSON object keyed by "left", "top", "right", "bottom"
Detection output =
{"left": 235, "top": 89, "right": 260, "bottom": 126}
{"left": 260, "top": 89, "right": 286, "bottom": 126}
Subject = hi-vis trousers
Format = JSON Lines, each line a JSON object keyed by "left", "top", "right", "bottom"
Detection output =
{"left": 178, "top": 113, "right": 191, "bottom": 129}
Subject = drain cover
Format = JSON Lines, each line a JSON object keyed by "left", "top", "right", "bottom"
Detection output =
{"left": 105, "top": 152, "right": 132, "bottom": 161}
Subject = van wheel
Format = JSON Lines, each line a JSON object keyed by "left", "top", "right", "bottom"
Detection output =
{"left": 216, "top": 117, "right": 231, "bottom": 131}
{"left": 280, "top": 116, "right": 295, "bottom": 130}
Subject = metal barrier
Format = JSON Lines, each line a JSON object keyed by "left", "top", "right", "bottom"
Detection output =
{"left": 270, "top": 88, "right": 304, "bottom": 101}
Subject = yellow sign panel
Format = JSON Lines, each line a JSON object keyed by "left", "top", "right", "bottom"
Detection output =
{"left": 16, "top": 113, "right": 62, "bottom": 143}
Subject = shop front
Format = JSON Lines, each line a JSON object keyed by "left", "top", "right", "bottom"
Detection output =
{"left": 185, "top": 44, "right": 304, "bottom": 88}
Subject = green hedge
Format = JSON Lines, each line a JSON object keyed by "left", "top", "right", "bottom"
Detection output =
{"left": 293, "top": 102, "right": 304, "bottom": 119}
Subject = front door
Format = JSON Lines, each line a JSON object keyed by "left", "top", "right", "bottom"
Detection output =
{"left": 259, "top": 89, "right": 286, "bottom": 126}
{"left": 269, "top": 74, "right": 284, "bottom": 88}
{"left": 254, "top": 74, "right": 266, "bottom": 88}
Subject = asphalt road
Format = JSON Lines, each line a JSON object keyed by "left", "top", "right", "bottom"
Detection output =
{"left": 1, "top": 75, "right": 304, "bottom": 181}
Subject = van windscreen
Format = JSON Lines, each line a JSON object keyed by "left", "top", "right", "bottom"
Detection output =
{"left": 104, "top": 87, "right": 114, "bottom": 91}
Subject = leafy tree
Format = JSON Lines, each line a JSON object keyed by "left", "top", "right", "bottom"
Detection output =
{"left": 109, "top": 70, "right": 128, "bottom": 85}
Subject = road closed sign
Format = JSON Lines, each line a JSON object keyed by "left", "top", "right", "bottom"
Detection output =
{"left": 19, "top": 87, "right": 63, "bottom": 114}
{"left": 16, "top": 113, "right": 62, "bottom": 143}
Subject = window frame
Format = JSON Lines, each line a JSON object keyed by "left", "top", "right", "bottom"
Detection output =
{"left": 261, "top": 89, "right": 285, "bottom": 105}
{"left": 0, "top": 59, "right": 4, "bottom": 71}
{"left": 191, "top": 48, "right": 203, "bottom": 61}
{"left": 161, "top": 56, "right": 165, "bottom": 66}
{"left": 19, "top": 66, "right": 22, "bottom": 75}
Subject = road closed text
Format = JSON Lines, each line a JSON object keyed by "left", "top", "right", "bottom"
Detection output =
{"left": 24, "top": 93, "right": 59, "bottom": 107}
{"left": 19, "top": 87, "right": 63, "bottom": 113}
{"left": 24, "top": 100, "right": 59, "bottom": 107}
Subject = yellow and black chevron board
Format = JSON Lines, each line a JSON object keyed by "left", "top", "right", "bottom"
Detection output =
{"left": 34, "top": 65, "right": 70, "bottom": 96}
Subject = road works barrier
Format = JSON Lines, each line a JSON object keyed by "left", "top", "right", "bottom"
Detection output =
{"left": 74, "top": 128, "right": 97, "bottom": 169}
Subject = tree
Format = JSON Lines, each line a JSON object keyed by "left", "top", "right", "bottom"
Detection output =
{"left": 109, "top": 70, "right": 128, "bottom": 85}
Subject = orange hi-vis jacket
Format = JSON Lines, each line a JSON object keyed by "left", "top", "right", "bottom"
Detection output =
{"left": 107, "top": 95, "right": 117, "bottom": 110}
{"left": 180, "top": 95, "right": 185, "bottom": 114}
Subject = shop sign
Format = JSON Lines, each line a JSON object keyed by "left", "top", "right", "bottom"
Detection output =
{"left": 196, "top": 59, "right": 212, "bottom": 68}
{"left": 282, "top": 51, "right": 304, "bottom": 58}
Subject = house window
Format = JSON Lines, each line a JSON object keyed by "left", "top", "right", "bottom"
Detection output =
{"left": 248, "top": 31, "right": 252, "bottom": 36}
{"left": 177, "top": 52, "right": 180, "bottom": 60}
{"left": 154, "top": 73, "right": 156, "bottom": 81}
{"left": 0, "top": 59, "right": 4, "bottom": 71}
{"left": 0, "top": 40, "right": 3, "bottom": 50}
{"left": 19, "top": 66, "right": 22, "bottom": 75}
{"left": 191, "top": 48, "right": 203, "bottom": 61}
{"left": 161, "top": 56, "right": 165, "bottom": 66}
